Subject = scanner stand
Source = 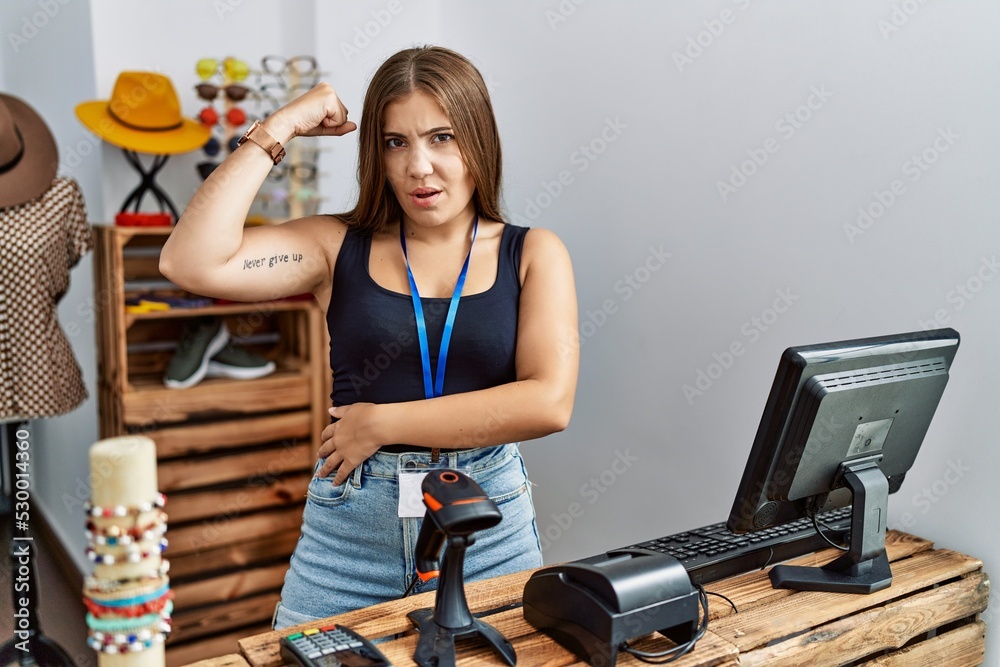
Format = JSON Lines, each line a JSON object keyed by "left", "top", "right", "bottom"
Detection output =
{"left": 407, "top": 535, "right": 516, "bottom": 667}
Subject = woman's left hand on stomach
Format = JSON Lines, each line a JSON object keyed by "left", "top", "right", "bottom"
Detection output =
{"left": 318, "top": 403, "right": 382, "bottom": 485}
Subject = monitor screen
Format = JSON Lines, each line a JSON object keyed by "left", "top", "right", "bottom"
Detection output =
{"left": 725, "top": 327, "right": 959, "bottom": 593}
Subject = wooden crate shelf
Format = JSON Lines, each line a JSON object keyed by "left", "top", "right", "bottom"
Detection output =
{"left": 122, "top": 371, "right": 313, "bottom": 426}
{"left": 166, "top": 473, "right": 310, "bottom": 525}
{"left": 168, "top": 529, "right": 301, "bottom": 580}
{"left": 92, "top": 224, "right": 329, "bottom": 663}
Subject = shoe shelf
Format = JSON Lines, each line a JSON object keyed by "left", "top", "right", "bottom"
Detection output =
{"left": 124, "top": 300, "right": 311, "bottom": 328}
{"left": 92, "top": 224, "right": 330, "bottom": 660}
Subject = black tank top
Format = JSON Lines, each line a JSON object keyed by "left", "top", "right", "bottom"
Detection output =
{"left": 327, "top": 223, "right": 530, "bottom": 424}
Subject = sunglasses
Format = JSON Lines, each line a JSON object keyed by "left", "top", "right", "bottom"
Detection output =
{"left": 289, "top": 81, "right": 322, "bottom": 97}
{"left": 196, "top": 161, "right": 219, "bottom": 180}
{"left": 258, "top": 188, "right": 323, "bottom": 216}
{"left": 267, "top": 161, "right": 318, "bottom": 184}
{"left": 261, "top": 55, "right": 317, "bottom": 77}
{"left": 196, "top": 57, "right": 250, "bottom": 82}
{"left": 201, "top": 135, "right": 245, "bottom": 157}
{"left": 198, "top": 106, "right": 247, "bottom": 127}
{"left": 195, "top": 83, "right": 253, "bottom": 102}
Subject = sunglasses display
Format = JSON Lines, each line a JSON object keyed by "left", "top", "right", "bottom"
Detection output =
{"left": 202, "top": 136, "right": 221, "bottom": 157}
{"left": 257, "top": 188, "right": 324, "bottom": 217}
{"left": 198, "top": 106, "right": 219, "bottom": 126}
{"left": 267, "top": 162, "right": 318, "bottom": 184}
{"left": 262, "top": 55, "right": 318, "bottom": 77}
{"left": 200, "top": 131, "right": 248, "bottom": 158}
{"left": 195, "top": 83, "right": 253, "bottom": 102}
{"left": 192, "top": 53, "right": 326, "bottom": 221}
{"left": 196, "top": 57, "right": 250, "bottom": 82}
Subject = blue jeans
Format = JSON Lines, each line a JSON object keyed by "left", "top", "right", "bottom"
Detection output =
{"left": 273, "top": 444, "right": 542, "bottom": 629}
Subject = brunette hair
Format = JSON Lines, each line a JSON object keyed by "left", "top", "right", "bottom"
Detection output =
{"left": 337, "top": 46, "right": 504, "bottom": 234}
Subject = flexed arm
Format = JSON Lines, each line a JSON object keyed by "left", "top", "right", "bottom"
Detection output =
{"left": 159, "top": 84, "right": 357, "bottom": 302}
{"left": 319, "top": 228, "right": 580, "bottom": 485}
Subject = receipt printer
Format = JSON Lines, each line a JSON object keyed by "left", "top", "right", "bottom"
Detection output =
{"left": 523, "top": 549, "right": 700, "bottom": 666}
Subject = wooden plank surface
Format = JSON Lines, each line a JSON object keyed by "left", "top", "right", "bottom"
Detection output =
{"left": 168, "top": 624, "right": 272, "bottom": 667}
{"left": 94, "top": 226, "right": 127, "bottom": 438}
{"left": 172, "top": 591, "right": 282, "bottom": 643}
{"left": 229, "top": 536, "right": 987, "bottom": 667}
{"left": 858, "top": 620, "right": 985, "bottom": 666}
{"left": 239, "top": 568, "right": 538, "bottom": 666}
{"left": 173, "top": 562, "right": 289, "bottom": 609}
{"left": 169, "top": 505, "right": 304, "bottom": 555}
{"left": 153, "top": 410, "right": 312, "bottom": 458}
{"left": 167, "top": 473, "right": 309, "bottom": 524}
{"left": 710, "top": 549, "right": 983, "bottom": 652}
{"left": 158, "top": 441, "right": 312, "bottom": 491}
{"left": 123, "top": 371, "right": 311, "bottom": 425}
{"left": 171, "top": 653, "right": 251, "bottom": 667}
{"left": 123, "top": 253, "right": 161, "bottom": 280}
{"left": 169, "top": 529, "right": 300, "bottom": 580}
{"left": 737, "top": 573, "right": 989, "bottom": 666}
{"left": 704, "top": 530, "right": 933, "bottom": 621}
{"left": 127, "top": 299, "right": 309, "bottom": 325}
{"left": 376, "top": 609, "right": 738, "bottom": 667}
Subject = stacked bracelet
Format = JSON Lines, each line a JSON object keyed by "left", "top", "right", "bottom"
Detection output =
{"left": 86, "top": 538, "right": 168, "bottom": 565}
{"left": 86, "top": 511, "right": 167, "bottom": 545}
{"left": 84, "top": 572, "right": 167, "bottom": 595}
{"left": 86, "top": 583, "right": 169, "bottom": 607}
{"left": 87, "top": 558, "right": 170, "bottom": 590}
{"left": 85, "top": 595, "right": 171, "bottom": 617}
{"left": 87, "top": 626, "right": 170, "bottom": 654}
{"left": 86, "top": 601, "right": 173, "bottom": 631}
{"left": 84, "top": 493, "right": 166, "bottom": 518}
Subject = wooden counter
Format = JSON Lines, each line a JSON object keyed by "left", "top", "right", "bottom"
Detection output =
{"left": 197, "top": 531, "right": 989, "bottom": 666}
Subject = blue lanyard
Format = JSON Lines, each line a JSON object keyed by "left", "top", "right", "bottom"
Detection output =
{"left": 399, "top": 216, "right": 479, "bottom": 399}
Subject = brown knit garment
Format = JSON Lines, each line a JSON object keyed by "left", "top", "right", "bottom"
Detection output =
{"left": 0, "top": 177, "right": 91, "bottom": 419}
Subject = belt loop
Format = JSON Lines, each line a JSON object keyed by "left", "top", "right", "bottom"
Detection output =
{"left": 351, "top": 464, "right": 363, "bottom": 489}
{"left": 431, "top": 447, "right": 440, "bottom": 463}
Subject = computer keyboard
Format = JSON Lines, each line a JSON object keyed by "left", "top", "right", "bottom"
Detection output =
{"left": 619, "top": 506, "right": 853, "bottom": 585}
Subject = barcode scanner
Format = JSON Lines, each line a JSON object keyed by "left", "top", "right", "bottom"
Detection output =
{"left": 406, "top": 470, "right": 516, "bottom": 667}
{"left": 414, "top": 470, "right": 502, "bottom": 587}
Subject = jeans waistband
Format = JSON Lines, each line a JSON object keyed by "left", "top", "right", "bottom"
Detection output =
{"left": 361, "top": 443, "right": 519, "bottom": 479}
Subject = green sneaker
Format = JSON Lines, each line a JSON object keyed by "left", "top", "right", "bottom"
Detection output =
{"left": 163, "top": 317, "right": 229, "bottom": 389}
{"left": 206, "top": 342, "right": 276, "bottom": 380}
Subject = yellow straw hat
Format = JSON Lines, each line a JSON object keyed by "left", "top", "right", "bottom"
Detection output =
{"left": 75, "top": 71, "right": 209, "bottom": 154}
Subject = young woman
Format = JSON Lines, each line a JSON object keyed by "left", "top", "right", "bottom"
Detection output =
{"left": 160, "top": 46, "right": 579, "bottom": 628}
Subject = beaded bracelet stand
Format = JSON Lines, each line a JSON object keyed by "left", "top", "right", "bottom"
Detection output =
{"left": 85, "top": 436, "right": 171, "bottom": 667}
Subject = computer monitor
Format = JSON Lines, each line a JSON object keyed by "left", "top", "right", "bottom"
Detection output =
{"left": 726, "top": 327, "right": 960, "bottom": 593}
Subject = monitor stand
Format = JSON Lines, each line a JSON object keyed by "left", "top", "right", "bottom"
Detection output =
{"left": 770, "top": 458, "right": 892, "bottom": 594}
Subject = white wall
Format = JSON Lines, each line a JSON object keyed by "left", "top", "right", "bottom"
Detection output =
{"left": 2, "top": 0, "right": 998, "bottom": 661}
